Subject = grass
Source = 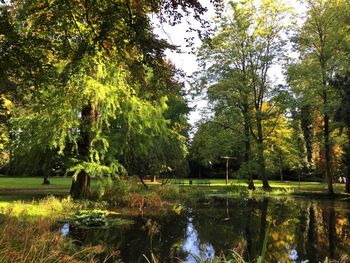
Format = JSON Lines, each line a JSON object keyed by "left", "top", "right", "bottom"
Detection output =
{"left": 168, "top": 178, "right": 349, "bottom": 194}
{"left": 0, "top": 175, "right": 348, "bottom": 204}
{"left": 0, "top": 196, "right": 121, "bottom": 263}
{"left": 0, "top": 176, "right": 72, "bottom": 189}
{"left": 0, "top": 174, "right": 345, "bottom": 192}
{"left": 0, "top": 196, "right": 79, "bottom": 218}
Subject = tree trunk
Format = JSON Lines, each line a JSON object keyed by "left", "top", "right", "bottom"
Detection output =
{"left": 42, "top": 175, "right": 50, "bottom": 185}
{"left": 279, "top": 151, "right": 283, "bottom": 181}
{"left": 323, "top": 93, "right": 334, "bottom": 195}
{"left": 346, "top": 169, "right": 350, "bottom": 193}
{"left": 345, "top": 130, "right": 350, "bottom": 193}
{"left": 244, "top": 104, "right": 255, "bottom": 190}
{"left": 346, "top": 163, "right": 350, "bottom": 194}
{"left": 300, "top": 104, "right": 313, "bottom": 169}
{"left": 42, "top": 160, "right": 50, "bottom": 184}
{"left": 256, "top": 117, "right": 270, "bottom": 189}
{"left": 225, "top": 158, "right": 229, "bottom": 185}
{"left": 138, "top": 175, "right": 149, "bottom": 189}
{"left": 70, "top": 101, "right": 97, "bottom": 199}
{"left": 70, "top": 170, "right": 91, "bottom": 199}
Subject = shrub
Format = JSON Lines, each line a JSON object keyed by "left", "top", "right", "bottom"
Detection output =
{"left": 156, "top": 184, "right": 180, "bottom": 200}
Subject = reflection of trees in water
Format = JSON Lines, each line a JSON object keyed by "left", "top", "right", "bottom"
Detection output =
{"left": 69, "top": 199, "right": 350, "bottom": 262}
{"left": 189, "top": 198, "right": 270, "bottom": 260}
{"left": 296, "top": 202, "right": 308, "bottom": 259}
{"left": 259, "top": 198, "right": 269, "bottom": 257}
{"left": 306, "top": 204, "right": 317, "bottom": 260}
{"left": 298, "top": 201, "right": 350, "bottom": 262}
{"left": 265, "top": 198, "right": 299, "bottom": 262}
{"left": 258, "top": 199, "right": 349, "bottom": 262}
{"left": 69, "top": 211, "right": 188, "bottom": 263}
{"left": 244, "top": 198, "right": 254, "bottom": 262}
{"left": 182, "top": 217, "right": 215, "bottom": 262}
{"left": 128, "top": 213, "right": 188, "bottom": 262}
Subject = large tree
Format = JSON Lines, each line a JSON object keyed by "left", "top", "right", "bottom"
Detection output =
{"left": 195, "top": 0, "right": 292, "bottom": 189}
{"left": 291, "top": 0, "right": 348, "bottom": 195}
{"left": 332, "top": 73, "right": 350, "bottom": 193}
{"left": 2, "top": 0, "right": 209, "bottom": 198}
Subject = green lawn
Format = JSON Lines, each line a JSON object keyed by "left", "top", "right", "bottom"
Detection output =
{"left": 171, "top": 178, "right": 348, "bottom": 194}
{"left": 0, "top": 176, "right": 72, "bottom": 189}
{"left": 0, "top": 176, "right": 348, "bottom": 196}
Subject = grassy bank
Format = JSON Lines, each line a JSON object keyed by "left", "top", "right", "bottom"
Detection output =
{"left": 168, "top": 179, "right": 349, "bottom": 196}
{"left": 0, "top": 196, "right": 123, "bottom": 263}
{"left": 0, "top": 177, "right": 349, "bottom": 262}
{"left": 0, "top": 176, "right": 349, "bottom": 200}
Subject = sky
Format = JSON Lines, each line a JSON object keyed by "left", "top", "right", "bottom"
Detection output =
{"left": 152, "top": 0, "right": 306, "bottom": 126}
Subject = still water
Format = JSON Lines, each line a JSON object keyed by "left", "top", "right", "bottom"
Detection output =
{"left": 70, "top": 197, "right": 350, "bottom": 262}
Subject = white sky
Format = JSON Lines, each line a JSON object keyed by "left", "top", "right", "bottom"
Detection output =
{"left": 152, "top": 0, "right": 306, "bottom": 126}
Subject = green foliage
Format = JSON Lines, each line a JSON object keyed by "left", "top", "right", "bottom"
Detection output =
{"left": 66, "top": 160, "right": 126, "bottom": 180}
{"left": 0, "top": 96, "right": 11, "bottom": 167}
{"left": 287, "top": 0, "right": 350, "bottom": 193}
{"left": 190, "top": 121, "right": 241, "bottom": 166}
{"left": 95, "top": 178, "right": 137, "bottom": 205}
{"left": 192, "top": 0, "right": 294, "bottom": 187}
{"left": 73, "top": 209, "right": 109, "bottom": 227}
{"left": 157, "top": 184, "right": 181, "bottom": 200}
{"left": 234, "top": 161, "right": 259, "bottom": 180}
{"left": 0, "top": 0, "right": 201, "bottom": 197}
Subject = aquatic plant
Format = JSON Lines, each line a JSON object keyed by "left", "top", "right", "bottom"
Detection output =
{"left": 73, "top": 210, "right": 108, "bottom": 227}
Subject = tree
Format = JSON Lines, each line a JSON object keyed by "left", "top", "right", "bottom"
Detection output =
{"left": 331, "top": 73, "right": 350, "bottom": 193}
{"left": 3, "top": 0, "right": 210, "bottom": 198}
{"left": 292, "top": 0, "right": 348, "bottom": 194}
{"left": 190, "top": 119, "right": 245, "bottom": 179}
{"left": 195, "top": 0, "right": 292, "bottom": 188}
{"left": 264, "top": 111, "right": 304, "bottom": 181}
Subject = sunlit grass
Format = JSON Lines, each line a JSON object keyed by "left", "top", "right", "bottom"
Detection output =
{"left": 167, "top": 179, "right": 349, "bottom": 195}
{"left": 0, "top": 200, "right": 119, "bottom": 263}
{"left": 0, "top": 196, "right": 78, "bottom": 219}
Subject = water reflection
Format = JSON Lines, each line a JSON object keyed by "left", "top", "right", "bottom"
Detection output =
{"left": 183, "top": 217, "right": 215, "bottom": 262}
{"left": 68, "top": 197, "right": 350, "bottom": 262}
{"left": 61, "top": 222, "right": 70, "bottom": 237}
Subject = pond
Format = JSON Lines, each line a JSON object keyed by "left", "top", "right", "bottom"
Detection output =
{"left": 68, "top": 196, "right": 350, "bottom": 262}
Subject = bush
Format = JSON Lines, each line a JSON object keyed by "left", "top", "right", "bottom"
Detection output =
{"left": 157, "top": 184, "right": 180, "bottom": 200}
{"left": 96, "top": 178, "right": 133, "bottom": 206}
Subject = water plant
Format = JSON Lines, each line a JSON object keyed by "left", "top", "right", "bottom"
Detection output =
{"left": 73, "top": 209, "right": 108, "bottom": 227}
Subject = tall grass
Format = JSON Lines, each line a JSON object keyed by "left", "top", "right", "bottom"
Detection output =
{"left": 0, "top": 196, "right": 78, "bottom": 219}
{"left": 0, "top": 196, "right": 121, "bottom": 263}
